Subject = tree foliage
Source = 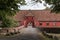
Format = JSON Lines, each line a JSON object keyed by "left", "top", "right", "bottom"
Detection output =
{"left": 32, "top": 0, "right": 60, "bottom": 13}
{"left": 0, "top": 0, "right": 26, "bottom": 27}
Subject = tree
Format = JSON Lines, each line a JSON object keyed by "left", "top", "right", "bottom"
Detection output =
{"left": 0, "top": 0, "right": 26, "bottom": 27}
{"left": 32, "top": 0, "right": 60, "bottom": 13}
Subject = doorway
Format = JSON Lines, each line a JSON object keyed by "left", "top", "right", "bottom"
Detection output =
{"left": 24, "top": 16, "right": 35, "bottom": 27}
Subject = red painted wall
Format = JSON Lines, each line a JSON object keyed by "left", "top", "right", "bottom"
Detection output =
{"left": 40, "top": 22, "right": 54, "bottom": 28}
{"left": 56, "top": 22, "right": 60, "bottom": 27}
{"left": 39, "top": 22, "right": 60, "bottom": 28}
{"left": 20, "top": 16, "right": 60, "bottom": 28}
{"left": 49, "top": 22, "right": 54, "bottom": 26}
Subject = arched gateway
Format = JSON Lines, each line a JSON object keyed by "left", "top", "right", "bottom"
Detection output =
{"left": 22, "top": 10, "right": 40, "bottom": 27}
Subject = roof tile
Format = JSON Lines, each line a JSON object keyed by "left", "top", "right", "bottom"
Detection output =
{"left": 14, "top": 10, "right": 60, "bottom": 21}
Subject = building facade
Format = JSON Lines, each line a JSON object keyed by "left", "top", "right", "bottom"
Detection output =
{"left": 14, "top": 10, "right": 60, "bottom": 28}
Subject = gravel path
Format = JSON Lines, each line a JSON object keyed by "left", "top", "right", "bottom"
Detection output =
{"left": 0, "top": 26, "right": 45, "bottom": 40}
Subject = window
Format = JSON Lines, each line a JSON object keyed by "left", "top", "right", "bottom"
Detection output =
{"left": 40, "top": 23, "right": 42, "bottom": 25}
{"left": 46, "top": 23, "right": 49, "bottom": 26}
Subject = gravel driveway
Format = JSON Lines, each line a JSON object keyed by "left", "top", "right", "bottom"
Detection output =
{"left": 0, "top": 26, "right": 45, "bottom": 40}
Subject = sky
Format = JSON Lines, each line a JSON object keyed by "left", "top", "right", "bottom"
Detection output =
{"left": 19, "top": 0, "right": 51, "bottom": 10}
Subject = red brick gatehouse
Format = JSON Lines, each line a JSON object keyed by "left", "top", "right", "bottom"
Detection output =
{"left": 14, "top": 10, "right": 60, "bottom": 29}
{"left": 14, "top": 10, "right": 60, "bottom": 32}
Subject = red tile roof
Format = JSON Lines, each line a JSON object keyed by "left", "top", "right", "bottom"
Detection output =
{"left": 14, "top": 10, "right": 60, "bottom": 21}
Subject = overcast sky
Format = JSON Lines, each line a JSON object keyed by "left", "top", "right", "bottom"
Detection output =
{"left": 19, "top": 0, "right": 51, "bottom": 10}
